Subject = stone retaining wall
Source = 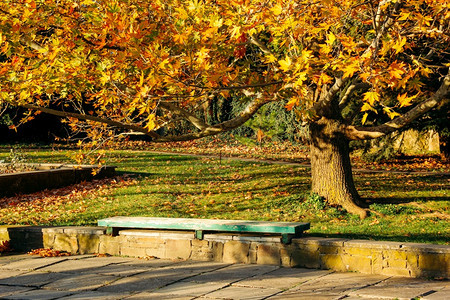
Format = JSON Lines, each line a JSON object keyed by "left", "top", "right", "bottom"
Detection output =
{"left": 1, "top": 226, "right": 448, "bottom": 279}
{"left": 0, "top": 164, "right": 116, "bottom": 197}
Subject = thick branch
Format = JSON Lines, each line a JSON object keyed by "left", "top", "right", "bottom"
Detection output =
{"left": 153, "top": 97, "right": 271, "bottom": 142}
{"left": 339, "top": 82, "right": 371, "bottom": 109}
{"left": 158, "top": 101, "right": 208, "bottom": 131}
{"left": 312, "top": 77, "right": 345, "bottom": 118}
{"left": 343, "top": 72, "right": 450, "bottom": 140}
{"left": 21, "top": 104, "right": 160, "bottom": 138}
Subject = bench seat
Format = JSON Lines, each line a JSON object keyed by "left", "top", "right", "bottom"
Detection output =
{"left": 98, "top": 216, "right": 310, "bottom": 244}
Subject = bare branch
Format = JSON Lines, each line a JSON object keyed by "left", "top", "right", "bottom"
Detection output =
{"left": 158, "top": 101, "right": 208, "bottom": 131}
{"left": 21, "top": 104, "right": 161, "bottom": 138}
{"left": 153, "top": 97, "right": 272, "bottom": 142}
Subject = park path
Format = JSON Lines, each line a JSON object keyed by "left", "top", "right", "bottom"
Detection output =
{"left": 148, "top": 151, "right": 450, "bottom": 176}
{"left": 0, "top": 254, "right": 448, "bottom": 300}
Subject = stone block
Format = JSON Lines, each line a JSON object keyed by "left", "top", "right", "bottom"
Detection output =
{"left": 223, "top": 241, "right": 250, "bottom": 264}
{"left": 344, "top": 247, "right": 372, "bottom": 257}
{"left": 319, "top": 245, "right": 341, "bottom": 255}
{"left": 43, "top": 232, "right": 56, "bottom": 248}
{"left": 320, "top": 254, "right": 346, "bottom": 272}
{"left": 191, "top": 239, "right": 209, "bottom": 248}
{"left": 344, "top": 239, "right": 402, "bottom": 250}
{"left": 406, "top": 252, "right": 418, "bottom": 269}
{"left": 387, "top": 258, "right": 407, "bottom": 269}
{"left": 78, "top": 234, "right": 100, "bottom": 254}
{"left": 166, "top": 239, "right": 192, "bottom": 259}
{"left": 211, "top": 241, "right": 224, "bottom": 262}
{"left": 341, "top": 255, "right": 372, "bottom": 274}
{"left": 419, "top": 253, "right": 449, "bottom": 275}
{"left": 290, "top": 248, "right": 320, "bottom": 269}
{"left": 279, "top": 247, "right": 291, "bottom": 267}
{"left": 257, "top": 243, "right": 281, "bottom": 265}
{"left": 145, "top": 247, "right": 166, "bottom": 259}
{"left": 133, "top": 237, "right": 165, "bottom": 246}
{"left": 99, "top": 235, "right": 121, "bottom": 256}
{"left": 371, "top": 250, "right": 383, "bottom": 274}
{"left": 121, "top": 246, "right": 148, "bottom": 258}
{"left": 53, "top": 233, "right": 78, "bottom": 254}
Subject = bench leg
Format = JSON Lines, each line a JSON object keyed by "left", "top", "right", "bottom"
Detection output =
{"left": 281, "top": 234, "right": 294, "bottom": 244}
{"left": 106, "top": 227, "right": 120, "bottom": 236}
{"left": 195, "top": 230, "right": 204, "bottom": 240}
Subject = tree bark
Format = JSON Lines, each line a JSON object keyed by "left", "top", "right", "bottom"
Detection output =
{"left": 310, "top": 117, "right": 368, "bottom": 218}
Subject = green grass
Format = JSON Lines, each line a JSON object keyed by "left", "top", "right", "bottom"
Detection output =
{"left": 0, "top": 149, "right": 448, "bottom": 244}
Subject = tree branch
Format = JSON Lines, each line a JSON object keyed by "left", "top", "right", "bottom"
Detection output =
{"left": 343, "top": 71, "right": 450, "bottom": 140}
{"left": 158, "top": 101, "right": 208, "bottom": 131}
{"left": 153, "top": 97, "right": 271, "bottom": 142}
{"left": 21, "top": 104, "right": 161, "bottom": 138}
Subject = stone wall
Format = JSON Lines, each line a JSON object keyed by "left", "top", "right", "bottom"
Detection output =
{"left": 1, "top": 226, "right": 448, "bottom": 279}
{"left": 0, "top": 164, "right": 116, "bottom": 197}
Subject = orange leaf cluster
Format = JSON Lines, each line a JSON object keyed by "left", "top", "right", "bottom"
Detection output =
{"left": 28, "top": 248, "right": 70, "bottom": 257}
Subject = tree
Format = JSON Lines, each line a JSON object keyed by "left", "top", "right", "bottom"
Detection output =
{"left": 0, "top": 0, "right": 449, "bottom": 217}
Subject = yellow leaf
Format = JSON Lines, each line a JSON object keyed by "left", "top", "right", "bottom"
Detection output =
{"left": 175, "top": 7, "right": 189, "bottom": 19}
{"left": 278, "top": 56, "right": 292, "bottom": 72}
{"left": 361, "top": 102, "right": 377, "bottom": 113}
{"left": 397, "top": 93, "right": 417, "bottom": 108}
{"left": 285, "top": 97, "right": 299, "bottom": 110}
{"left": 363, "top": 91, "right": 379, "bottom": 106}
{"left": 265, "top": 54, "right": 277, "bottom": 63}
{"left": 392, "top": 36, "right": 406, "bottom": 54}
{"left": 327, "top": 32, "right": 336, "bottom": 45}
{"left": 271, "top": 4, "right": 283, "bottom": 16}
{"left": 361, "top": 112, "right": 369, "bottom": 125}
{"left": 383, "top": 107, "right": 401, "bottom": 119}
{"left": 398, "top": 12, "right": 410, "bottom": 21}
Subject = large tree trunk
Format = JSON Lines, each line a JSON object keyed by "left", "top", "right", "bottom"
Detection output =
{"left": 310, "top": 117, "right": 368, "bottom": 218}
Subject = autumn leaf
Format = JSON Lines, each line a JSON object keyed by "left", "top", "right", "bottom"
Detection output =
{"left": 363, "top": 91, "right": 379, "bottom": 106}
{"left": 278, "top": 56, "right": 292, "bottom": 72}
{"left": 397, "top": 93, "right": 417, "bottom": 108}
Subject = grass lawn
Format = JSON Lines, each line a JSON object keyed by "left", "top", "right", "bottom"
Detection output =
{"left": 0, "top": 149, "right": 448, "bottom": 244}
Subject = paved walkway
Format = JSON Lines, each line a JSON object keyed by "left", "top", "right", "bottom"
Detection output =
{"left": 0, "top": 254, "right": 447, "bottom": 300}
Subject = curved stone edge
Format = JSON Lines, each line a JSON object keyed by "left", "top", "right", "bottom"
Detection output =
{"left": 0, "top": 225, "right": 448, "bottom": 279}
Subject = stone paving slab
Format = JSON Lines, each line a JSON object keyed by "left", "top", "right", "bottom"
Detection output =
{"left": 234, "top": 268, "right": 331, "bottom": 289}
{"left": 59, "top": 291, "right": 123, "bottom": 299}
{"left": 184, "top": 264, "right": 279, "bottom": 284}
{"left": 152, "top": 281, "right": 230, "bottom": 297}
{"left": 348, "top": 277, "right": 449, "bottom": 300}
{"left": 0, "top": 257, "right": 68, "bottom": 271}
{"left": 43, "top": 273, "right": 119, "bottom": 292}
{"left": 421, "top": 286, "right": 450, "bottom": 300}
{"left": 0, "top": 254, "right": 448, "bottom": 300}
{"left": 0, "top": 286, "right": 35, "bottom": 298}
{"left": 0, "top": 270, "right": 28, "bottom": 280}
{"left": 203, "top": 286, "right": 282, "bottom": 299}
{"left": 2, "top": 289, "right": 72, "bottom": 300}
{"left": 266, "top": 291, "right": 343, "bottom": 300}
{"left": 97, "top": 261, "right": 228, "bottom": 294}
{"left": 0, "top": 270, "right": 72, "bottom": 287}
{"left": 38, "top": 257, "right": 129, "bottom": 274}
{"left": 125, "top": 292, "right": 194, "bottom": 300}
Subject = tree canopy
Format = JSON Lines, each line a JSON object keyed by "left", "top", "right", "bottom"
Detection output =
{"left": 1, "top": 0, "right": 448, "bottom": 138}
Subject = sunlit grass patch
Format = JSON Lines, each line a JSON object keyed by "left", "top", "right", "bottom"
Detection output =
{"left": 0, "top": 149, "right": 448, "bottom": 244}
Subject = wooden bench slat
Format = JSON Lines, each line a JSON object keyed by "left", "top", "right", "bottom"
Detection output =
{"left": 98, "top": 216, "right": 310, "bottom": 237}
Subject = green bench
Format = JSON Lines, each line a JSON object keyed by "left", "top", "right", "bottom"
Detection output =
{"left": 98, "top": 216, "right": 310, "bottom": 244}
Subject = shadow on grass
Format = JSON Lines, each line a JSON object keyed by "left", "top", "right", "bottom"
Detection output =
{"left": 364, "top": 197, "right": 450, "bottom": 204}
